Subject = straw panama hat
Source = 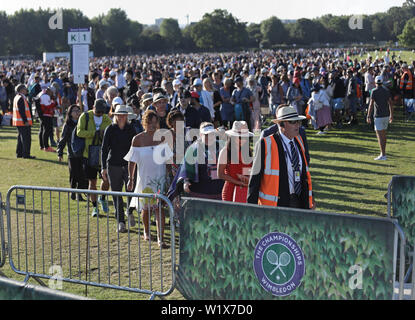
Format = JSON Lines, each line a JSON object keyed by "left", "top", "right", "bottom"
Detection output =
{"left": 112, "top": 105, "right": 130, "bottom": 116}
{"left": 226, "top": 121, "right": 254, "bottom": 138}
{"left": 153, "top": 92, "right": 169, "bottom": 104}
{"left": 140, "top": 93, "right": 153, "bottom": 108}
{"left": 272, "top": 106, "right": 307, "bottom": 124}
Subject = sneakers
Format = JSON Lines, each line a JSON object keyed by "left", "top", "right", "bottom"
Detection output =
{"left": 374, "top": 155, "right": 387, "bottom": 161}
{"left": 98, "top": 197, "right": 109, "bottom": 213}
{"left": 127, "top": 213, "right": 136, "bottom": 228}
{"left": 118, "top": 222, "right": 127, "bottom": 233}
{"left": 91, "top": 207, "right": 99, "bottom": 218}
{"left": 317, "top": 131, "right": 327, "bottom": 135}
{"left": 44, "top": 147, "right": 56, "bottom": 153}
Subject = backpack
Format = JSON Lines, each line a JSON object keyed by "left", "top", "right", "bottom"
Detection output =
{"left": 71, "top": 112, "right": 89, "bottom": 158}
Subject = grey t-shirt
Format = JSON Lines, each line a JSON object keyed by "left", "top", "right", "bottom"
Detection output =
{"left": 370, "top": 86, "right": 391, "bottom": 118}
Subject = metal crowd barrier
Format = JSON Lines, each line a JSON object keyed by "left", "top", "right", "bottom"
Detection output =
{"left": 0, "top": 192, "right": 5, "bottom": 268}
{"left": 5, "top": 186, "right": 177, "bottom": 300}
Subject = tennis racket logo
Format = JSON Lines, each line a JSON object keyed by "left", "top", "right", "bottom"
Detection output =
{"left": 254, "top": 232, "right": 305, "bottom": 297}
{"left": 267, "top": 251, "right": 291, "bottom": 280}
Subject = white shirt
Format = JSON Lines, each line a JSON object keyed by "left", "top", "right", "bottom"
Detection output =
{"left": 93, "top": 115, "right": 103, "bottom": 131}
{"left": 279, "top": 129, "right": 303, "bottom": 195}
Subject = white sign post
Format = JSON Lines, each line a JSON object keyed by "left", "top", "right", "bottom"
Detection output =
{"left": 68, "top": 28, "right": 92, "bottom": 85}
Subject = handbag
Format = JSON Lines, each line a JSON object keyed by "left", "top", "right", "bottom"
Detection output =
{"left": 88, "top": 130, "right": 101, "bottom": 168}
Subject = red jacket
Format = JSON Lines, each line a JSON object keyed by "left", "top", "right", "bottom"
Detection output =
{"left": 39, "top": 93, "right": 56, "bottom": 117}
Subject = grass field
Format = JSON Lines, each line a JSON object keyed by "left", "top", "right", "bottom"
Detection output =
{"left": 1, "top": 104, "right": 414, "bottom": 300}
{"left": 352, "top": 50, "right": 415, "bottom": 63}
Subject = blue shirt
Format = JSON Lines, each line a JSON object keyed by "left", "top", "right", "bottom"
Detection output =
{"left": 232, "top": 87, "right": 253, "bottom": 104}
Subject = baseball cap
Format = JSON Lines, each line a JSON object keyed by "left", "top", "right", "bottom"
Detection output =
{"left": 112, "top": 97, "right": 124, "bottom": 106}
{"left": 193, "top": 78, "right": 203, "bottom": 86}
{"left": 375, "top": 76, "right": 383, "bottom": 84}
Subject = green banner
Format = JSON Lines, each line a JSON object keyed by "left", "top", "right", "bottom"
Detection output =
{"left": 177, "top": 199, "right": 396, "bottom": 300}
{"left": 0, "top": 277, "right": 86, "bottom": 300}
{"left": 391, "top": 176, "right": 415, "bottom": 246}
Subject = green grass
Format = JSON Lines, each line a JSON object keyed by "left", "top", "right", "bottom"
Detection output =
{"left": 351, "top": 50, "right": 415, "bottom": 63}
{"left": 1, "top": 106, "right": 415, "bottom": 299}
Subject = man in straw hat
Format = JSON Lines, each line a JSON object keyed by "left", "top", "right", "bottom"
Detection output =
{"left": 248, "top": 105, "right": 316, "bottom": 210}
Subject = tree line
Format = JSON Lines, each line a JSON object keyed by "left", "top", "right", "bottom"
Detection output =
{"left": 1, "top": 3, "right": 415, "bottom": 58}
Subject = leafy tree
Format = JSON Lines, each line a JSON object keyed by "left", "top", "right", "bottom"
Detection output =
{"left": 101, "top": 8, "right": 131, "bottom": 55}
{"left": 181, "top": 24, "right": 196, "bottom": 50}
{"left": 190, "top": 9, "right": 248, "bottom": 50}
{"left": 160, "top": 18, "right": 182, "bottom": 48}
{"left": 260, "top": 16, "right": 286, "bottom": 45}
{"left": 398, "top": 17, "right": 415, "bottom": 47}
{"left": 0, "top": 11, "right": 10, "bottom": 55}
{"left": 246, "top": 23, "right": 262, "bottom": 48}
{"left": 288, "top": 18, "right": 326, "bottom": 44}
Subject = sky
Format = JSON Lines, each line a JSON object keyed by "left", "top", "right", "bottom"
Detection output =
{"left": 1, "top": 0, "right": 406, "bottom": 26}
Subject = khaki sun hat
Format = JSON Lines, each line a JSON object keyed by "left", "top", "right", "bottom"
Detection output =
{"left": 226, "top": 121, "right": 254, "bottom": 138}
{"left": 272, "top": 105, "right": 307, "bottom": 124}
{"left": 112, "top": 105, "right": 130, "bottom": 116}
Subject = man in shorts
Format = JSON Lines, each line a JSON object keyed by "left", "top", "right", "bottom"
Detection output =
{"left": 367, "top": 76, "right": 393, "bottom": 161}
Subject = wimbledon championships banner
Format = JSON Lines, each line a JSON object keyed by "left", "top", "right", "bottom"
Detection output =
{"left": 177, "top": 199, "right": 396, "bottom": 300}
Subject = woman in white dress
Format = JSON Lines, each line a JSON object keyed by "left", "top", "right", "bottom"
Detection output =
{"left": 125, "top": 110, "right": 173, "bottom": 249}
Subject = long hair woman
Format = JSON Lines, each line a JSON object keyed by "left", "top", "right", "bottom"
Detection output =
{"left": 57, "top": 104, "right": 88, "bottom": 201}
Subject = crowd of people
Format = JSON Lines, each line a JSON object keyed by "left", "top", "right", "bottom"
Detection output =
{"left": 2, "top": 47, "right": 413, "bottom": 243}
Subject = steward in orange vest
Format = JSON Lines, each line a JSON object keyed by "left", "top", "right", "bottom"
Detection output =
{"left": 13, "top": 84, "right": 35, "bottom": 159}
{"left": 13, "top": 90, "right": 33, "bottom": 127}
{"left": 248, "top": 106, "right": 315, "bottom": 209}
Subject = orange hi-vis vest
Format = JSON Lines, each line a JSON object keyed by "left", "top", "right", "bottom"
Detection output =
{"left": 258, "top": 135, "right": 313, "bottom": 208}
{"left": 12, "top": 94, "right": 32, "bottom": 127}
{"left": 400, "top": 70, "right": 413, "bottom": 91}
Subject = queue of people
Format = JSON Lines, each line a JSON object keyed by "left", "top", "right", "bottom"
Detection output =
{"left": 3, "top": 47, "right": 413, "bottom": 242}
